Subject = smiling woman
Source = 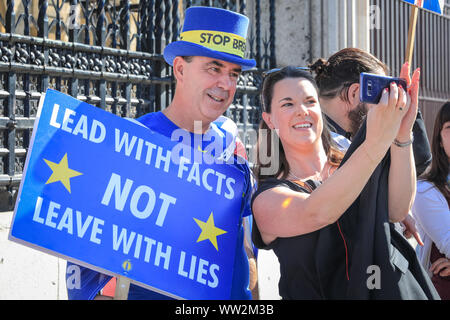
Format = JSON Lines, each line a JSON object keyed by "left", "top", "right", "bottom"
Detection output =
{"left": 249, "top": 66, "right": 435, "bottom": 299}
{"left": 262, "top": 78, "right": 324, "bottom": 154}
{"left": 255, "top": 67, "right": 342, "bottom": 182}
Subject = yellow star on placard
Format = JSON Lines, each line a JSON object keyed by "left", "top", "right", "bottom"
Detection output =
{"left": 193, "top": 212, "right": 227, "bottom": 251}
{"left": 43, "top": 153, "right": 83, "bottom": 193}
{"left": 197, "top": 145, "right": 207, "bottom": 153}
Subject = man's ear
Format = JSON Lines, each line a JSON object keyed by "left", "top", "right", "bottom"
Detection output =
{"left": 347, "top": 82, "right": 361, "bottom": 110}
{"left": 172, "top": 56, "right": 185, "bottom": 82}
{"left": 262, "top": 112, "right": 274, "bottom": 130}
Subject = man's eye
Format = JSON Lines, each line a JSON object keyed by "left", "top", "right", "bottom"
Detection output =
{"left": 208, "top": 67, "right": 219, "bottom": 73}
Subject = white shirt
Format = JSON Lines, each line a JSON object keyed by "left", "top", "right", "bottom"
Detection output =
{"left": 411, "top": 180, "right": 450, "bottom": 274}
{"left": 330, "top": 131, "right": 351, "bottom": 153}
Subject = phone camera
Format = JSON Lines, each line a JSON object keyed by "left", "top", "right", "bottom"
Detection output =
{"left": 367, "top": 80, "right": 373, "bottom": 96}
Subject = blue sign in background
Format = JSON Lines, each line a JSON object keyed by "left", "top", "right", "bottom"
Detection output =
{"left": 9, "top": 89, "right": 246, "bottom": 299}
{"left": 402, "top": 0, "right": 444, "bottom": 15}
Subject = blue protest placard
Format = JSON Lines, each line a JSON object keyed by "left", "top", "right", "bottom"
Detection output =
{"left": 402, "top": 0, "right": 445, "bottom": 15}
{"left": 9, "top": 89, "right": 247, "bottom": 300}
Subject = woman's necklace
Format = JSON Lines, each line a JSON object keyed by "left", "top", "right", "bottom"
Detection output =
{"left": 288, "top": 163, "right": 333, "bottom": 182}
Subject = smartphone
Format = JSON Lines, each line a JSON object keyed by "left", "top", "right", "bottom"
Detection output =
{"left": 359, "top": 72, "right": 407, "bottom": 104}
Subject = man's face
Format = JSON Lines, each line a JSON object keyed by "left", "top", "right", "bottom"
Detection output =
{"left": 347, "top": 101, "right": 368, "bottom": 138}
{"left": 180, "top": 56, "right": 241, "bottom": 124}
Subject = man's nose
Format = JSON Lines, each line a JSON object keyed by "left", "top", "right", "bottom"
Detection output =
{"left": 217, "top": 74, "right": 235, "bottom": 91}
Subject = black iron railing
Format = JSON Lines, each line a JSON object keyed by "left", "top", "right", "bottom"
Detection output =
{"left": 0, "top": 0, "right": 275, "bottom": 210}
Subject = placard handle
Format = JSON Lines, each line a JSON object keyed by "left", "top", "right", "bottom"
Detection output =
{"left": 114, "top": 276, "right": 131, "bottom": 300}
{"left": 405, "top": 2, "right": 420, "bottom": 65}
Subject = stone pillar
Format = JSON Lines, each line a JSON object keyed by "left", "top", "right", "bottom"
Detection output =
{"left": 273, "top": 0, "right": 312, "bottom": 67}
{"left": 251, "top": 0, "right": 371, "bottom": 67}
{"left": 355, "top": 0, "right": 371, "bottom": 52}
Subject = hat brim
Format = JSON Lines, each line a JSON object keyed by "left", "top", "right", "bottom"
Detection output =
{"left": 163, "top": 41, "right": 256, "bottom": 71}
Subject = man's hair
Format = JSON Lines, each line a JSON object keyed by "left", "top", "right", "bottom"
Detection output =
{"left": 309, "top": 48, "right": 388, "bottom": 103}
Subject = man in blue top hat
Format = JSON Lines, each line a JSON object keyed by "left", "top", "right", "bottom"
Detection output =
{"left": 161, "top": 6, "right": 256, "bottom": 132}
{"left": 66, "top": 6, "right": 258, "bottom": 300}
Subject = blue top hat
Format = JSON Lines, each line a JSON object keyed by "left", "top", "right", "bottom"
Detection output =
{"left": 163, "top": 6, "right": 256, "bottom": 71}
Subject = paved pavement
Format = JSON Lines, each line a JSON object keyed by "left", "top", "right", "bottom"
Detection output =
{"left": 1, "top": 209, "right": 282, "bottom": 300}
{"left": 257, "top": 250, "right": 281, "bottom": 299}
{"left": 0, "top": 211, "right": 68, "bottom": 300}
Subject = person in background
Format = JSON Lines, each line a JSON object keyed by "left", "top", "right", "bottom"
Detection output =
{"left": 412, "top": 101, "right": 450, "bottom": 300}
{"left": 309, "top": 48, "right": 431, "bottom": 244}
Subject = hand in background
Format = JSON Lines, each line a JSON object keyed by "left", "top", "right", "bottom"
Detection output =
{"left": 365, "top": 81, "right": 408, "bottom": 154}
{"left": 397, "top": 62, "right": 421, "bottom": 140}
{"left": 401, "top": 214, "right": 424, "bottom": 246}
{"left": 430, "top": 257, "right": 450, "bottom": 277}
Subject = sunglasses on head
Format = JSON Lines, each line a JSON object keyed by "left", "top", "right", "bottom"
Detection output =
{"left": 262, "top": 66, "right": 311, "bottom": 78}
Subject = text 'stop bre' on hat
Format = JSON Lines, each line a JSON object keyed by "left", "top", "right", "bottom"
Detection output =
{"left": 163, "top": 6, "right": 256, "bottom": 71}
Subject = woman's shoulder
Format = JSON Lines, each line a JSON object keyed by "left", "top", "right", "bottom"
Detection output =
{"left": 253, "top": 178, "right": 318, "bottom": 200}
{"left": 256, "top": 177, "right": 291, "bottom": 189}
{"left": 416, "top": 180, "right": 440, "bottom": 194}
{"left": 252, "top": 178, "right": 288, "bottom": 199}
{"left": 414, "top": 180, "right": 448, "bottom": 206}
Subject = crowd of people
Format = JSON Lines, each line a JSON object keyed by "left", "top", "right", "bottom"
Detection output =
{"left": 65, "top": 6, "right": 448, "bottom": 300}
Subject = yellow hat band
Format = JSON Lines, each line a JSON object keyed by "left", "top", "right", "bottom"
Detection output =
{"left": 180, "top": 30, "right": 247, "bottom": 58}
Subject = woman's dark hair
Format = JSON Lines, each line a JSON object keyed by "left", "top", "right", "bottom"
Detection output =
{"left": 420, "top": 101, "right": 450, "bottom": 200}
{"left": 309, "top": 48, "right": 389, "bottom": 102}
{"left": 254, "top": 66, "right": 344, "bottom": 182}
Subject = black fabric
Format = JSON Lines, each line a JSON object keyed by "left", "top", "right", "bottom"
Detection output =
{"left": 325, "top": 114, "right": 352, "bottom": 140}
{"left": 411, "top": 109, "right": 432, "bottom": 176}
{"left": 251, "top": 117, "right": 437, "bottom": 299}
{"left": 317, "top": 120, "right": 440, "bottom": 299}
{"left": 251, "top": 178, "right": 329, "bottom": 299}
{"left": 326, "top": 109, "right": 432, "bottom": 177}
